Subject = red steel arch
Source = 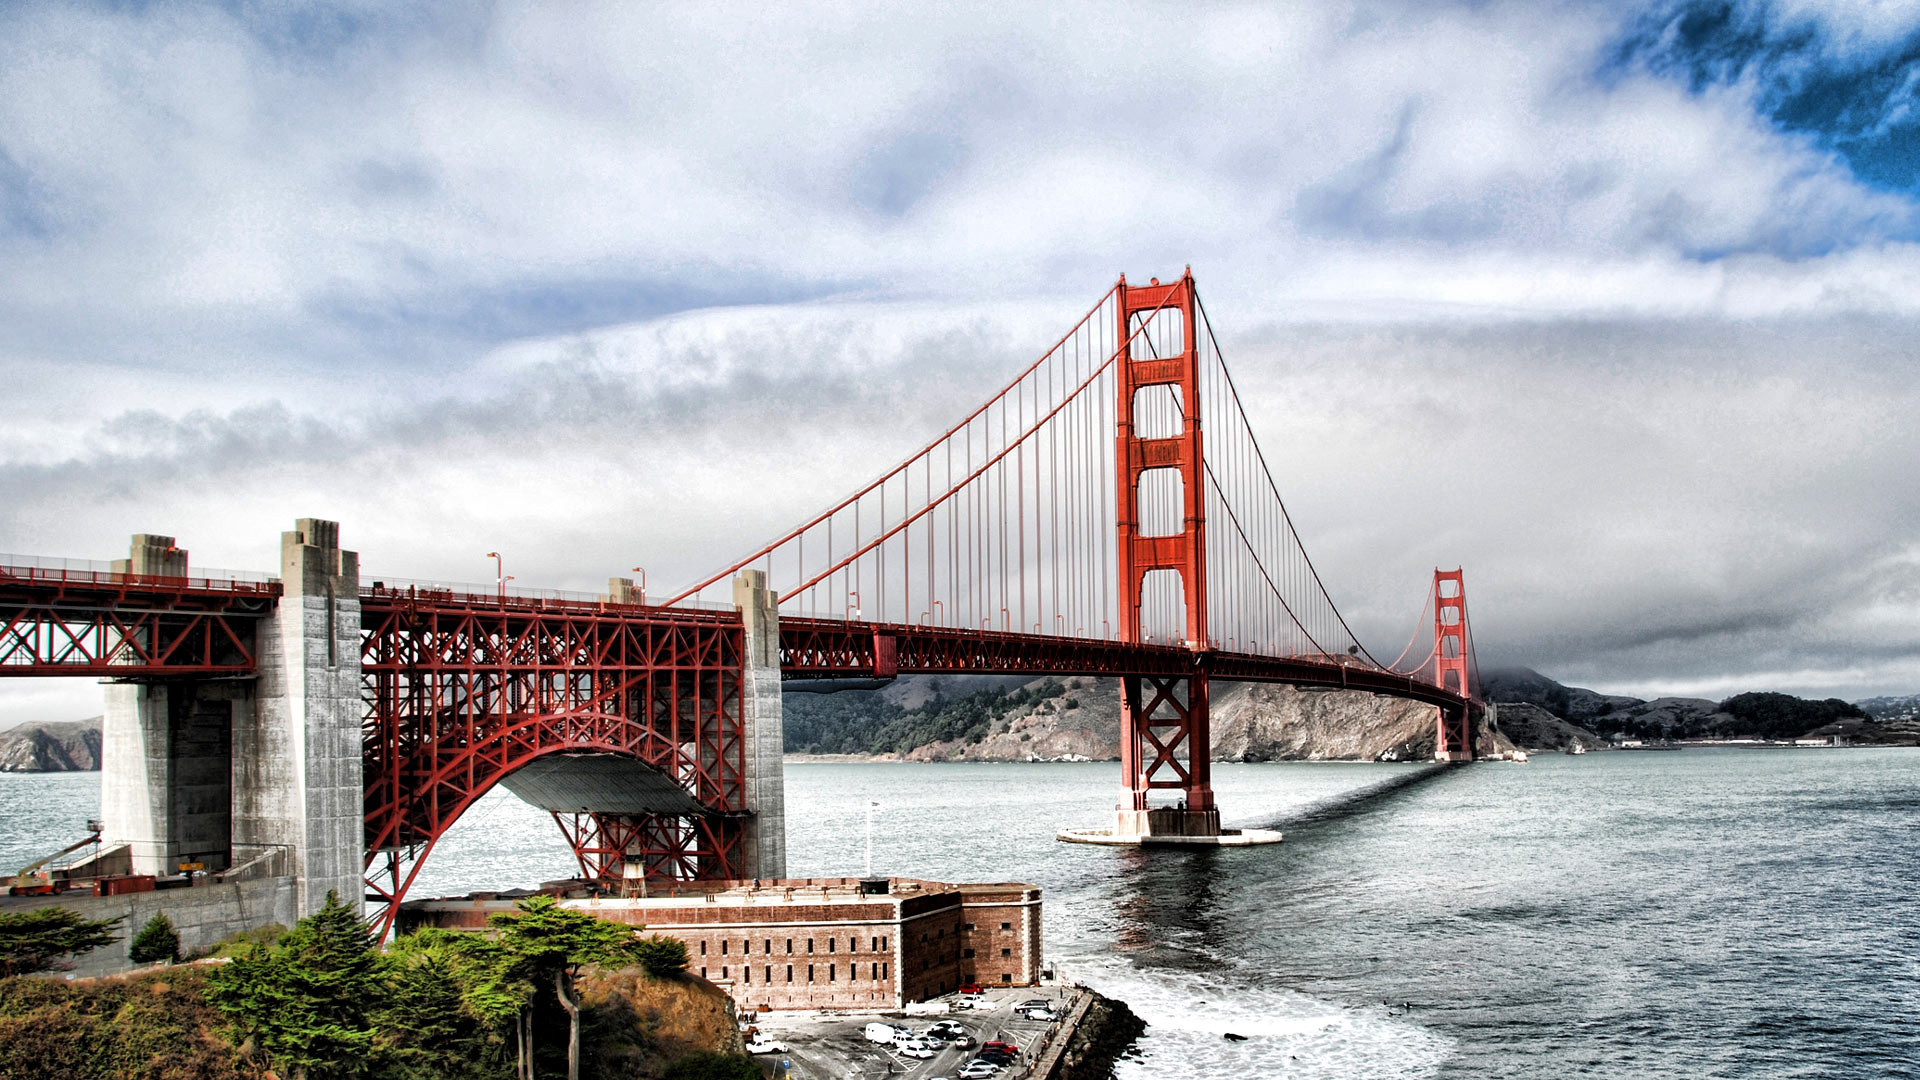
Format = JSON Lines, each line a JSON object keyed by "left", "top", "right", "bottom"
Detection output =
{"left": 359, "top": 586, "right": 747, "bottom": 934}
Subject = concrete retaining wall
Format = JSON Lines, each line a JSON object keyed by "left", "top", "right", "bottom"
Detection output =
{"left": 11, "top": 876, "right": 299, "bottom": 978}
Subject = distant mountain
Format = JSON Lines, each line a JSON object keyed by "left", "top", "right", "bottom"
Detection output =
{"left": 1481, "top": 668, "right": 1910, "bottom": 745}
{"left": 1856, "top": 695, "right": 1920, "bottom": 723}
{"left": 784, "top": 674, "right": 1506, "bottom": 762}
{"left": 0, "top": 718, "right": 102, "bottom": 772}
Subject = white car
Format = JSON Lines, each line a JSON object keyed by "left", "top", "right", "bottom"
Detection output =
{"left": 900, "top": 1043, "right": 937, "bottom": 1060}
{"left": 1019, "top": 1008, "right": 1058, "bottom": 1022}
{"left": 745, "top": 1037, "right": 787, "bottom": 1054}
{"left": 958, "top": 1065, "right": 999, "bottom": 1079}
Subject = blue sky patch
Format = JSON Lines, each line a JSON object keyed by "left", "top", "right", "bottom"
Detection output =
{"left": 1610, "top": 2, "right": 1920, "bottom": 195}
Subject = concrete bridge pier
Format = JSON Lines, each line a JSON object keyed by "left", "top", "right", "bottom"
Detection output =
{"left": 245, "top": 519, "right": 365, "bottom": 917}
{"left": 99, "top": 520, "right": 364, "bottom": 919}
{"left": 735, "top": 569, "right": 786, "bottom": 879}
{"left": 102, "top": 536, "right": 245, "bottom": 878}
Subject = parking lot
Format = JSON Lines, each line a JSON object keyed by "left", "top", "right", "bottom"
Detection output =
{"left": 744, "top": 983, "right": 1081, "bottom": 1080}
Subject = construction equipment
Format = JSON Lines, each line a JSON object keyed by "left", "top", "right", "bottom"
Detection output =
{"left": 7, "top": 820, "right": 103, "bottom": 896}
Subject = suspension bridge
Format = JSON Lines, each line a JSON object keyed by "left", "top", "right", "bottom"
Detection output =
{"left": 0, "top": 270, "right": 1481, "bottom": 935}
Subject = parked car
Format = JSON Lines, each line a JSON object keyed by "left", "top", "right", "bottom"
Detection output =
{"left": 927, "top": 1020, "right": 966, "bottom": 1038}
{"left": 745, "top": 1037, "right": 787, "bottom": 1054}
{"left": 1018, "top": 999, "right": 1051, "bottom": 1009}
{"left": 1019, "top": 1008, "right": 1058, "bottom": 1022}
{"left": 900, "top": 1043, "right": 936, "bottom": 1060}
{"left": 958, "top": 1063, "right": 999, "bottom": 1079}
{"left": 959, "top": 984, "right": 985, "bottom": 996}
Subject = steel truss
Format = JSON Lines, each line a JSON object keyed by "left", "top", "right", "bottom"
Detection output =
{"left": 358, "top": 587, "right": 748, "bottom": 933}
{"left": 0, "top": 563, "right": 277, "bottom": 677}
{"left": 553, "top": 811, "right": 742, "bottom": 888}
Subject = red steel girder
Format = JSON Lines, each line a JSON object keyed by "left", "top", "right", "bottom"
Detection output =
{"left": 0, "top": 564, "right": 276, "bottom": 677}
{"left": 358, "top": 586, "right": 749, "bottom": 935}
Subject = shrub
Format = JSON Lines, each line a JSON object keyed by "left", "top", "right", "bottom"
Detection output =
{"left": 129, "top": 912, "right": 181, "bottom": 964}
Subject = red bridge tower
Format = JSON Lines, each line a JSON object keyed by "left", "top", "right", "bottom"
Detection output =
{"left": 1433, "top": 568, "right": 1474, "bottom": 761}
{"left": 1113, "top": 271, "right": 1219, "bottom": 838}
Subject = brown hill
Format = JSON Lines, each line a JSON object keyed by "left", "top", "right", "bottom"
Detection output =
{"left": 0, "top": 718, "right": 102, "bottom": 772}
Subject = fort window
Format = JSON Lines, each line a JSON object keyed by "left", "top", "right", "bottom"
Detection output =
{"left": 786, "top": 965, "right": 793, "bottom": 982}
{"left": 699, "top": 941, "right": 707, "bottom": 955}
{"left": 1000, "top": 922, "right": 1011, "bottom": 930}
{"left": 807, "top": 964, "right": 815, "bottom": 983}
{"left": 965, "top": 922, "right": 975, "bottom": 931}
{"left": 963, "top": 948, "right": 975, "bottom": 958}
{"left": 786, "top": 938, "right": 793, "bottom": 954}
{"left": 807, "top": 939, "right": 814, "bottom": 954}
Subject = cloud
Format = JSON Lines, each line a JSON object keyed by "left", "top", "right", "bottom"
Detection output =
{"left": 4, "top": 0, "right": 1920, "bottom": 716}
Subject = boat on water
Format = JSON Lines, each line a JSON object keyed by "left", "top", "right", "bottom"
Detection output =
{"left": 1569, "top": 743, "right": 1587, "bottom": 755}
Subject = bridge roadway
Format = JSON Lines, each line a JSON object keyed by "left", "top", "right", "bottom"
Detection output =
{"left": 0, "top": 561, "right": 1469, "bottom": 713}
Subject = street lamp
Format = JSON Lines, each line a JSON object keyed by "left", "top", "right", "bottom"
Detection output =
{"left": 486, "top": 551, "right": 505, "bottom": 603}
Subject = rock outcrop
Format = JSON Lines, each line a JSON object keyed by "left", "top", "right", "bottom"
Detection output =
{"left": 0, "top": 718, "right": 102, "bottom": 772}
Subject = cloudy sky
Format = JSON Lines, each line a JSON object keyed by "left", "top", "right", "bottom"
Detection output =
{"left": 3, "top": 0, "right": 1919, "bottom": 725}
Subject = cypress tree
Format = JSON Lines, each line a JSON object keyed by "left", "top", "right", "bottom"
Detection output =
{"left": 0, "top": 906, "right": 120, "bottom": 976}
{"left": 128, "top": 911, "right": 181, "bottom": 964}
{"left": 205, "top": 890, "right": 382, "bottom": 1080}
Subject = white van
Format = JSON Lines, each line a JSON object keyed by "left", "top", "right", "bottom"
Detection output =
{"left": 865, "top": 1022, "right": 902, "bottom": 1044}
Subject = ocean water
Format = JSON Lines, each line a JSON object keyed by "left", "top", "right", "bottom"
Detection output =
{"left": 4, "top": 750, "right": 1915, "bottom": 1078}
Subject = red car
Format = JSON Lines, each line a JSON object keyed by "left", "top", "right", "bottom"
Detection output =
{"left": 959, "top": 984, "right": 984, "bottom": 996}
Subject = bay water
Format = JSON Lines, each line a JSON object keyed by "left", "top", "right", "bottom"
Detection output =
{"left": 3, "top": 749, "right": 1914, "bottom": 1078}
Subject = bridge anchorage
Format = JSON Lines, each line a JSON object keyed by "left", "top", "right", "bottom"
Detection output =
{"left": 0, "top": 268, "right": 1483, "bottom": 950}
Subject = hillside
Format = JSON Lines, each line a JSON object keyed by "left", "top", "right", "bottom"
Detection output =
{"left": 0, "top": 718, "right": 102, "bottom": 772}
{"left": 787, "top": 674, "right": 1509, "bottom": 762}
{"left": 1481, "top": 669, "right": 1912, "bottom": 745}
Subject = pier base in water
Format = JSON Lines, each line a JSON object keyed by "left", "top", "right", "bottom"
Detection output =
{"left": 1057, "top": 807, "right": 1283, "bottom": 847}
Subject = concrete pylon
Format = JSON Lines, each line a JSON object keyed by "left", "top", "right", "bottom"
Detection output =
{"left": 733, "top": 570, "right": 786, "bottom": 879}
{"left": 102, "top": 534, "right": 240, "bottom": 877}
{"left": 239, "top": 519, "right": 365, "bottom": 917}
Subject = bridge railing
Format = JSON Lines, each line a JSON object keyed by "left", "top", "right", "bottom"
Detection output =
{"left": 0, "top": 553, "right": 280, "bottom": 595}
{"left": 360, "top": 577, "right": 738, "bottom": 616}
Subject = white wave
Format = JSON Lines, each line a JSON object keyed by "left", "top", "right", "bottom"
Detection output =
{"left": 1059, "top": 954, "right": 1452, "bottom": 1080}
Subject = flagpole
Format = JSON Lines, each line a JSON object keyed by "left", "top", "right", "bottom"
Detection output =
{"left": 865, "top": 801, "right": 875, "bottom": 878}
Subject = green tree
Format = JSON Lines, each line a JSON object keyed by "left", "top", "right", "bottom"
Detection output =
{"left": 632, "top": 934, "right": 689, "bottom": 978}
{"left": 0, "top": 906, "right": 120, "bottom": 976}
{"left": 128, "top": 911, "right": 181, "bottom": 964}
{"left": 490, "top": 895, "right": 643, "bottom": 1080}
{"left": 204, "top": 890, "right": 382, "bottom": 1080}
{"left": 378, "top": 930, "right": 502, "bottom": 1080}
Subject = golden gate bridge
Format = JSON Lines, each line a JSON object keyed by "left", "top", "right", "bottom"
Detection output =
{"left": 0, "top": 271, "right": 1481, "bottom": 934}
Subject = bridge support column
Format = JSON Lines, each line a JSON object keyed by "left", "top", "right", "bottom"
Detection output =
{"left": 243, "top": 519, "right": 364, "bottom": 917}
{"left": 734, "top": 570, "right": 786, "bottom": 879}
{"left": 101, "top": 535, "right": 242, "bottom": 877}
{"left": 1112, "top": 673, "right": 1220, "bottom": 840}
